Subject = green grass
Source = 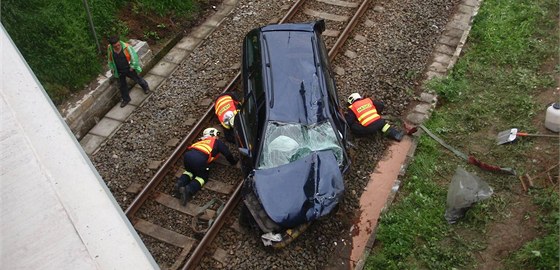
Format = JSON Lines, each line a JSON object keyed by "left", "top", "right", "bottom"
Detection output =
{"left": 504, "top": 189, "right": 560, "bottom": 269}
{"left": 134, "top": 0, "right": 199, "bottom": 17}
{"left": 365, "top": 0, "right": 559, "bottom": 269}
{"left": 1, "top": 0, "right": 202, "bottom": 104}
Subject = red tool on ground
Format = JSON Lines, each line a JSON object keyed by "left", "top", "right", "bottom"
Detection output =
{"left": 418, "top": 125, "right": 516, "bottom": 175}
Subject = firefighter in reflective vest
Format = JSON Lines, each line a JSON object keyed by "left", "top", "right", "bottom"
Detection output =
{"left": 214, "top": 93, "right": 239, "bottom": 143}
{"left": 345, "top": 93, "right": 404, "bottom": 142}
{"left": 175, "top": 128, "right": 238, "bottom": 206}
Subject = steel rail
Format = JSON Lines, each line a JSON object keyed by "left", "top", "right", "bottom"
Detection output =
{"left": 125, "top": 0, "right": 369, "bottom": 268}
{"left": 279, "top": 0, "right": 306, "bottom": 23}
{"left": 183, "top": 0, "right": 371, "bottom": 267}
{"left": 125, "top": 0, "right": 307, "bottom": 217}
{"left": 181, "top": 1, "right": 306, "bottom": 269}
{"left": 328, "top": 0, "right": 371, "bottom": 60}
{"left": 182, "top": 181, "right": 243, "bottom": 270}
{"left": 124, "top": 76, "right": 239, "bottom": 218}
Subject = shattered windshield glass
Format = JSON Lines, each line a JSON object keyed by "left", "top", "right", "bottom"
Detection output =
{"left": 258, "top": 121, "right": 343, "bottom": 169}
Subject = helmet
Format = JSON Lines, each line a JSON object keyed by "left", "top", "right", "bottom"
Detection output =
{"left": 223, "top": 111, "right": 235, "bottom": 128}
{"left": 348, "top": 93, "right": 362, "bottom": 104}
{"left": 203, "top": 127, "right": 219, "bottom": 138}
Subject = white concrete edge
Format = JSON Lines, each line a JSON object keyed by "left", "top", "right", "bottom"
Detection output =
{"left": 1, "top": 24, "right": 158, "bottom": 269}
{"left": 354, "top": 1, "right": 483, "bottom": 269}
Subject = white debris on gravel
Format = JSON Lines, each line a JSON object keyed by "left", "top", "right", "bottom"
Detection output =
{"left": 90, "top": 0, "right": 461, "bottom": 268}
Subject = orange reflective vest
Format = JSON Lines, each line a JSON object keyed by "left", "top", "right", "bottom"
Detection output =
{"left": 108, "top": 44, "right": 131, "bottom": 62}
{"left": 214, "top": 95, "right": 237, "bottom": 128}
{"left": 107, "top": 41, "right": 142, "bottom": 78}
{"left": 188, "top": 137, "right": 219, "bottom": 163}
{"left": 349, "top": 98, "right": 381, "bottom": 127}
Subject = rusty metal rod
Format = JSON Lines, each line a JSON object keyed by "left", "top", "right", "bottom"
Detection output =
{"left": 182, "top": 180, "right": 243, "bottom": 270}
{"left": 125, "top": 74, "right": 240, "bottom": 218}
{"left": 181, "top": 0, "right": 372, "bottom": 268}
{"left": 127, "top": 0, "right": 370, "bottom": 268}
{"left": 180, "top": 2, "right": 307, "bottom": 268}
{"left": 279, "top": 0, "right": 306, "bottom": 23}
{"left": 328, "top": 0, "right": 371, "bottom": 60}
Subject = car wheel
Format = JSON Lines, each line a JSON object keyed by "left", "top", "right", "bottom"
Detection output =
{"left": 239, "top": 203, "right": 260, "bottom": 232}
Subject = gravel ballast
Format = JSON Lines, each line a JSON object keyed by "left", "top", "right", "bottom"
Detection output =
{"left": 90, "top": 0, "right": 461, "bottom": 268}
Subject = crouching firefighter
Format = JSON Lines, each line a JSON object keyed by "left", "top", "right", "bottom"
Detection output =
{"left": 175, "top": 128, "right": 238, "bottom": 206}
{"left": 345, "top": 93, "right": 405, "bottom": 142}
{"left": 214, "top": 93, "right": 239, "bottom": 143}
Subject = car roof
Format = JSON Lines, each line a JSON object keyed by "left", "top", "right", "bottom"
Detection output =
{"left": 259, "top": 22, "right": 330, "bottom": 125}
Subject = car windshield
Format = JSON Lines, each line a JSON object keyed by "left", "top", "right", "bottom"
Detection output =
{"left": 257, "top": 121, "right": 343, "bottom": 169}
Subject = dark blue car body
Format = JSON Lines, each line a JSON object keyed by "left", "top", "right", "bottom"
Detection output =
{"left": 234, "top": 20, "right": 351, "bottom": 246}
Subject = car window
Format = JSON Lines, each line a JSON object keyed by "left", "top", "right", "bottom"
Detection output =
{"left": 244, "top": 31, "right": 264, "bottom": 100}
{"left": 316, "top": 34, "right": 337, "bottom": 104}
{"left": 257, "top": 121, "right": 344, "bottom": 169}
{"left": 239, "top": 92, "right": 258, "bottom": 155}
{"left": 315, "top": 32, "right": 347, "bottom": 140}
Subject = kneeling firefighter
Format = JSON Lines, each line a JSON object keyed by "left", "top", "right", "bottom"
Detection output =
{"left": 214, "top": 93, "right": 239, "bottom": 143}
{"left": 345, "top": 93, "right": 404, "bottom": 142}
{"left": 175, "top": 128, "right": 238, "bottom": 206}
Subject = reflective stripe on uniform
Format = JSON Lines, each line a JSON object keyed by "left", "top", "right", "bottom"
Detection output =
{"left": 188, "top": 137, "right": 218, "bottom": 163}
{"left": 358, "top": 110, "right": 378, "bottom": 124}
{"left": 382, "top": 123, "right": 391, "bottom": 133}
{"left": 183, "top": 171, "right": 193, "bottom": 178}
{"left": 349, "top": 98, "right": 381, "bottom": 126}
{"left": 190, "top": 141, "right": 212, "bottom": 154}
{"left": 194, "top": 176, "right": 205, "bottom": 186}
{"left": 215, "top": 95, "right": 233, "bottom": 113}
{"left": 215, "top": 95, "right": 237, "bottom": 128}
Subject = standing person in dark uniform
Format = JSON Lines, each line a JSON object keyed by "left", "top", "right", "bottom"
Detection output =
{"left": 214, "top": 93, "right": 239, "bottom": 143}
{"left": 175, "top": 128, "right": 238, "bottom": 206}
{"left": 345, "top": 92, "right": 404, "bottom": 142}
{"left": 107, "top": 36, "right": 150, "bottom": 108}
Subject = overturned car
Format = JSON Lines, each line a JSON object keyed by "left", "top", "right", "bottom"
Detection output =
{"left": 233, "top": 20, "right": 351, "bottom": 247}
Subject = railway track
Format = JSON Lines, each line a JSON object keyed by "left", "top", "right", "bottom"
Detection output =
{"left": 122, "top": 0, "right": 372, "bottom": 269}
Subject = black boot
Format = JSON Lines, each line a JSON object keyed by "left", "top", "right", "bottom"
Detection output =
{"left": 386, "top": 127, "right": 404, "bottom": 142}
{"left": 180, "top": 186, "right": 193, "bottom": 206}
{"left": 175, "top": 173, "right": 192, "bottom": 198}
{"left": 174, "top": 182, "right": 181, "bottom": 198}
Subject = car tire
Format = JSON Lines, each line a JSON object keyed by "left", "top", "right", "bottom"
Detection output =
{"left": 239, "top": 203, "right": 260, "bottom": 232}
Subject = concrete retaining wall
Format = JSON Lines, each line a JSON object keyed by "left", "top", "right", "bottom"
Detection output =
{"left": 58, "top": 39, "right": 153, "bottom": 140}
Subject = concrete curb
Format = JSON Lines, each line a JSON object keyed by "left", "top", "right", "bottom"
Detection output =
{"left": 75, "top": 1, "right": 240, "bottom": 155}
{"left": 352, "top": 0, "right": 482, "bottom": 269}
{"left": 59, "top": 0, "right": 481, "bottom": 266}
{"left": 60, "top": 40, "right": 153, "bottom": 140}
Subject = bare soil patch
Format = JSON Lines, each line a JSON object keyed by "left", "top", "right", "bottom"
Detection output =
{"left": 117, "top": 1, "right": 221, "bottom": 53}
{"left": 475, "top": 62, "right": 559, "bottom": 269}
{"left": 59, "top": 1, "right": 221, "bottom": 112}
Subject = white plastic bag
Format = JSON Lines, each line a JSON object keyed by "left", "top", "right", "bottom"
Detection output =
{"left": 445, "top": 167, "right": 493, "bottom": 224}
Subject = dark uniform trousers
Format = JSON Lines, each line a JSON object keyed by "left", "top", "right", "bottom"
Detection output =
{"left": 118, "top": 69, "right": 149, "bottom": 102}
{"left": 177, "top": 150, "right": 210, "bottom": 194}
